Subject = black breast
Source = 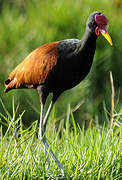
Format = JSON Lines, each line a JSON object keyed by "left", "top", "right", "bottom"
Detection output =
{"left": 44, "top": 39, "right": 96, "bottom": 93}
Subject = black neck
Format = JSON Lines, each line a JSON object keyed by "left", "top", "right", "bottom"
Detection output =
{"left": 80, "top": 27, "right": 97, "bottom": 49}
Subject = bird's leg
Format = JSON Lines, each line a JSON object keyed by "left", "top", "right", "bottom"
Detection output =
{"left": 38, "top": 87, "right": 64, "bottom": 176}
{"left": 38, "top": 103, "right": 64, "bottom": 176}
{"left": 43, "top": 101, "right": 54, "bottom": 131}
{"left": 42, "top": 101, "right": 64, "bottom": 176}
{"left": 42, "top": 135, "right": 64, "bottom": 176}
{"left": 38, "top": 103, "right": 44, "bottom": 139}
{"left": 38, "top": 102, "right": 50, "bottom": 168}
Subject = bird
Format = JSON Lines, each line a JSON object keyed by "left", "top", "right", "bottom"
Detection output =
{"left": 4, "top": 11, "right": 112, "bottom": 176}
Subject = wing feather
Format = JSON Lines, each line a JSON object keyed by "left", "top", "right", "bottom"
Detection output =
{"left": 5, "top": 41, "right": 60, "bottom": 92}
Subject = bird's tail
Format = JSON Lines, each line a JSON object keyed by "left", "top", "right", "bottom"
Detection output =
{"left": 4, "top": 79, "right": 16, "bottom": 93}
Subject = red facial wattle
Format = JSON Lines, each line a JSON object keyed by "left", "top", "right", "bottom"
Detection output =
{"left": 95, "top": 25, "right": 107, "bottom": 36}
{"left": 95, "top": 14, "right": 112, "bottom": 46}
{"left": 95, "top": 14, "right": 108, "bottom": 36}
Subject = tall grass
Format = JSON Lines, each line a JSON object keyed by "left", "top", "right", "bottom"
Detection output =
{"left": 0, "top": 94, "right": 121, "bottom": 179}
{"left": 0, "top": 0, "right": 122, "bottom": 126}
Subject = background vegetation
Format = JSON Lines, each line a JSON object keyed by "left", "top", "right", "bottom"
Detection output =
{"left": 0, "top": 0, "right": 122, "bottom": 179}
{"left": 0, "top": 0, "right": 122, "bottom": 128}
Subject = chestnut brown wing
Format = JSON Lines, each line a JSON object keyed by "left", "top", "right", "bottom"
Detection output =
{"left": 5, "top": 41, "right": 60, "bottom": 92}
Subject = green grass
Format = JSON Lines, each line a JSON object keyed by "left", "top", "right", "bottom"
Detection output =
{"left": 0, "top": 0, "right": 122, "bottom": 125}
{"left": 0, "top": 100, "right": 121, "bottom": 179}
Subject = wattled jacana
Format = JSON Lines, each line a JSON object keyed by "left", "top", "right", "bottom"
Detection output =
{"left": 4, "top": 12, "right": 112, "bottom": 176}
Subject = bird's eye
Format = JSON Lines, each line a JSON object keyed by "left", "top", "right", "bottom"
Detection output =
{"left": 92, "top": 21, "right": 97, "bottom": 27}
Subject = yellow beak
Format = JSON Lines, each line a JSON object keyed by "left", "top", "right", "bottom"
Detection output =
{"left": 101, "top": 31, "right": 113, "bottom": 46}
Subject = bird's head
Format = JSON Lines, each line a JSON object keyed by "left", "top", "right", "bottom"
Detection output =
{"left": 87, "top": 12, "right": 112, "bottom": 46}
